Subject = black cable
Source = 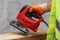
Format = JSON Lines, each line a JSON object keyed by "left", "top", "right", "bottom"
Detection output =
{"left": 43, "top": 20, "right": 48, "bottom": 27}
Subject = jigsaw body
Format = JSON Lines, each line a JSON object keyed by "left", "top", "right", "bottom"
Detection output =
{"left": 10, "top": 5, "right": 48, "bottom": 33}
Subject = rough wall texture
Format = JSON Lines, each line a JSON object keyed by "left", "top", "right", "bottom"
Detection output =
{"left": 0, "top": 0, "right": 50, "bottom": 34}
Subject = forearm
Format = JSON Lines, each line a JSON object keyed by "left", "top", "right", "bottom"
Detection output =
{"left": 29, "top": 2, "right": 51, "bottom": 15}
{"left": 39, "top": 2, "right": 51, "bottom": 13}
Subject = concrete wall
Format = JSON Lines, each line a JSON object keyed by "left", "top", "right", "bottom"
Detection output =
{"left": 0, "top": 0, "right": 50, "bottom": 34}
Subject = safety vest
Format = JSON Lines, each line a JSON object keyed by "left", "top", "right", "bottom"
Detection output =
{"left": 46, "top": 0, "right": 60, "bottom": 40}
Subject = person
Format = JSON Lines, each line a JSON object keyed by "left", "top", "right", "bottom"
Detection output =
{"left": 29, "top": 0, "right": 60, "bottom": 40}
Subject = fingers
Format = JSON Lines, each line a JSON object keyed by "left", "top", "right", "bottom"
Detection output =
{"left": 29, "top": 5, "right": 45, "bottom": 15}
{"left": 29, "top": 6, "right": 39, "bottom": 12}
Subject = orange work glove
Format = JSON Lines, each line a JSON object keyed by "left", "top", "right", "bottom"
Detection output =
{"left": 29, "top": 2, "right": 51, "bottom": 15}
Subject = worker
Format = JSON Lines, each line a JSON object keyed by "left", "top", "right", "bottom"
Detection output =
{"left": 29, "top": 0, "right": 60, "bottom": 40}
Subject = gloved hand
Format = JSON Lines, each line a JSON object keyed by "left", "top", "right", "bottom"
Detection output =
{"left": 29, "top": 2, "right": 51, "bottom": 15}
{"left": 29, "top": 4, "right": 45, "bottom": 15}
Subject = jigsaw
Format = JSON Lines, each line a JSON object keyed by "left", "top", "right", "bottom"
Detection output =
{"left": 9, "top": 5, "right": 48, "bottom": 33}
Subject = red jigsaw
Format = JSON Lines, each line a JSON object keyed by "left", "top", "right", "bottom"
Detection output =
{"left": 10, "top": 5, "right": 48, "bottom": 33}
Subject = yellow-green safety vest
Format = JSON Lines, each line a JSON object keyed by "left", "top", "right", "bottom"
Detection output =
{"left": 46, "top": 0, "right": 60, "bottom": 40}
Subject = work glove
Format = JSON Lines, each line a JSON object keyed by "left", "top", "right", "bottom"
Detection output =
{"left": 29, "top": 2, "right": 51, "bottom": 15}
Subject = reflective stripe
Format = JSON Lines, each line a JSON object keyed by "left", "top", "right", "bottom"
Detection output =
{"left": 56, "top": 19, "right": 60, "bottom": 31}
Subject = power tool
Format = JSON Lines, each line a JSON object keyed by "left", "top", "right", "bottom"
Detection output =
{"left": 9, "top": 5, "right": 48, "bottom": 33}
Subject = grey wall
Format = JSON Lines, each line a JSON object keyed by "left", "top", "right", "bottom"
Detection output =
{"left": 0, "top": 0, "right": 50, "bottom": 34}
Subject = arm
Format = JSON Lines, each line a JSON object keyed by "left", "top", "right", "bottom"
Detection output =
{"left": 29, "top": 2, "right": 51, "bottom": 15}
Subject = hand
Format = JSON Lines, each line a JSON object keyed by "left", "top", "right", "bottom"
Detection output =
{"left": 29, "top": 4, "right": 45, "bottom": 15}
